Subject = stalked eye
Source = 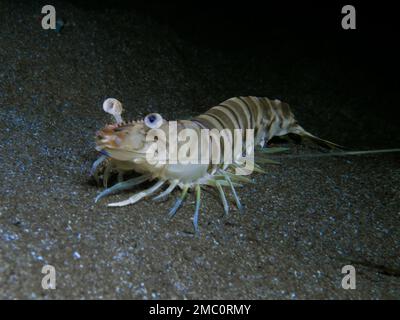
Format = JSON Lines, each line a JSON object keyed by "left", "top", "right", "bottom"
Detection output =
{"left": 144, "top": 113, "right": 163, "bottom": 129}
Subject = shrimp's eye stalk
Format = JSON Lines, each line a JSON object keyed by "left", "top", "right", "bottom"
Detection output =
{"left": 103, "top": 98, "right": 124, "bottom": 124}
{"left": 144, "top": 113, "right": 163, "bottom": 129}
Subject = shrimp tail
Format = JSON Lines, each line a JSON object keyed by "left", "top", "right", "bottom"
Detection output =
{"left": 290, "top": 125, "right": 345, "bottom": 149}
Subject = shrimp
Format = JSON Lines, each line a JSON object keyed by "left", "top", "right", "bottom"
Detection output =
{"left": 92, "top": 97, "right": 339, "bottom": 232}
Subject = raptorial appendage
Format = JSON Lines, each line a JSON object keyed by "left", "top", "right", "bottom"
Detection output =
{"left": 92, "top": 96, "right": 338, "bottom": 232}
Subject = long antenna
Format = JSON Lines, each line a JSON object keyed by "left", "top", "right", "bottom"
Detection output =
{"left": 272, "top": 148, "right": 400, "bottom": 160}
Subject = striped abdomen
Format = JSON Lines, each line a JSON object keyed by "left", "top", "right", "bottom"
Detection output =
{"left": 193, "top": 96, "right": 300, "bottom": 147}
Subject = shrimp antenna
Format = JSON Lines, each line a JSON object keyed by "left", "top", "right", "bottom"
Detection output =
{"left": 271, "top": 148, "right": 400, "bottom": 160}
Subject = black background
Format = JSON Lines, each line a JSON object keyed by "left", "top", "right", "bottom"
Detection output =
{"left": 68, "top": 0, "right": 399, "bottom": 117}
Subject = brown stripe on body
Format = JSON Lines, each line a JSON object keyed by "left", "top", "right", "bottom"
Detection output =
{"left": 194, "top": 110, "right": 235, "bottom": 168}
{"left": 270, "top": 99, "right": 297, "bottom": 134}
{"left": 202, "top": 105, "right": 240, "bottom": 163}
{"left": 279, "top": 101, "right": 292, "bottom": 119}
{"left": 227, "top": 97, "right": 252, "bottom": 129}
{"left": 220, "top": 100, "right": 245, "bottom": 129}
{"left": 193, "top": 116, "right": 217, "bottom": 133}
{"left": 280, "top": 101, "right": 297, "bottom": 128}
{"left": 250, "top": 96, "right": 266, "bottom": 127}
{"left": 235, "top": 96, "right": 266, "bottom": 145}
{"left": 192, "top": 117, "right": 210, "bottom": 130}
{"left": 240, "top": 96, "right": 262, "bottom": 129}
{"left": 259, "top": 97, "right": 275, "bottom": 123}
{"left": 272, "top": 101, "right": 285, "bottom": 129}
{"left": 256, "top": 97, "right": 277, "bottom": 136}
{"left": 194, "top": 113, "right": 230, "bottom": 146}
{"left": 238, "top": 97, "right": 254, "bottom": 129}
{"left": 206, "top": 106, "right": 239, "bottom": 132}
{"left": 195, "top": 114, "right": 225, "bottom": 131}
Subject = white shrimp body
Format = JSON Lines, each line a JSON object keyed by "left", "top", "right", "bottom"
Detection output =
{"left": 92, "top": 96, "right": 339, "bottom": 232}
